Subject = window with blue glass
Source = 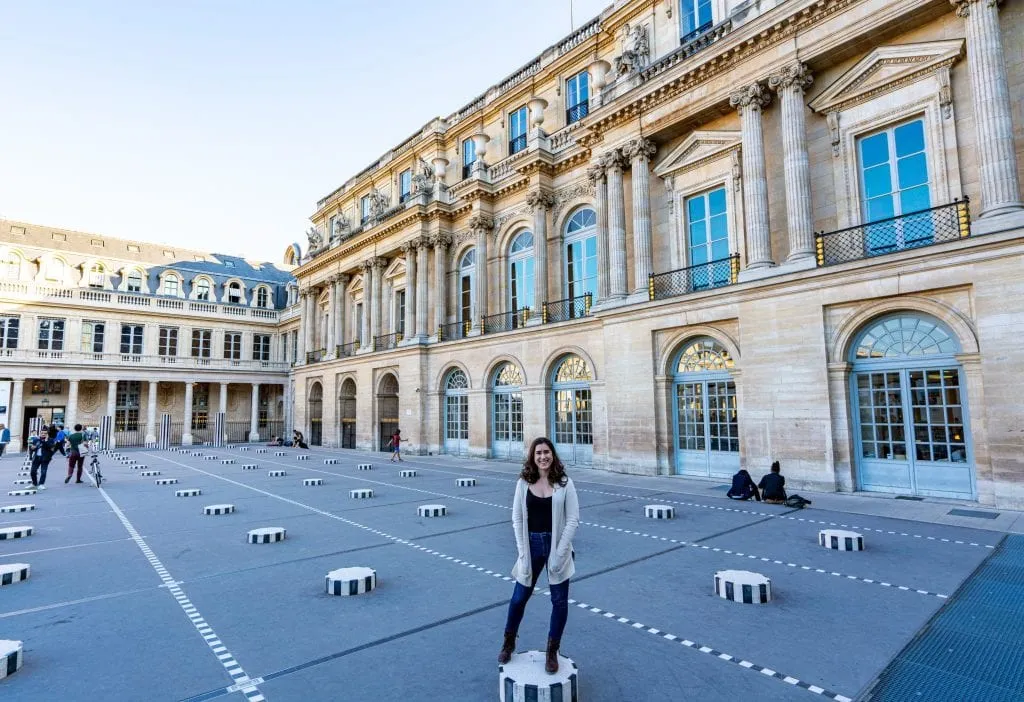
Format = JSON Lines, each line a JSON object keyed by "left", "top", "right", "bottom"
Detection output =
{"left": 858, "top": 118, "right": 932, "bottom": 254}
{"left": 680, "top": 0, "right": 712, "bottom": 41}
{"left": 360, "top": 195, "right": 371, "bottom": 224}
{"left": 564, "top": 208, "right": 598, "bottom": 301}
{"left": 508, "top": 106, "right": 528, "bottom": 155}
{"left": 399, "top": 169, "right": 412, "bottom": 202}
{"left": 462, "top": 138, "right": 476, "bottom": 179}
{"left": 508, "top": 231, "right": 535, "bottom": 312}
{"left": 566, "top": 71, "right": 589, "bottom": 124}
{"left": 685, "top": 187, "right": 730, "bottom": 289}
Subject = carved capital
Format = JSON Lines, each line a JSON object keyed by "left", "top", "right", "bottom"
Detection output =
{"left": 768, "top": 62, "right": 813, "bottom": 95}
{"left": 729, "top": 82, "right": 771, "bottom": 113}
{"left": 371, "top": 256, "right": 388, "bottom": 271}
{"left": 950, "top": 0, "right": 1000, "bottom": 18}
{"left": 430, "top": 233, "right": 453, "bottom": 249}
{"left": 401, "top": 240, "right": 418, "bottom": 256}
{"left": 338, "top": 273, "right": 351, "bottom": 287}
{"left": 526, "top": 190, "right": 555, "bottom": 213}
{"left": 361, "top": 258, "right": 375, "bottom": 272}
{"left": 468, "top": 214, "right": 494, "bottom": 234}
{"left": 622, "top": 137, "right": 657, "bottom": 163}
{"left": 586, "top": 163, "right": 606, "bottom": 184}
{"left": 598, "top": 148, "right": 626, "bottom": 172}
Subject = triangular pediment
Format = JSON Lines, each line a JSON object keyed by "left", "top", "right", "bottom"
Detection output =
{"left": 383, "top": 257, "right": 407, "bottom": 279}
{"left": 653, "top": 130, "right": 741, "bottom": 178}
{"left": 809, "top": 40, "right": 964, "bottom": 113}
{"left": 347, "top": 273, "right": 365, "bottom": 293}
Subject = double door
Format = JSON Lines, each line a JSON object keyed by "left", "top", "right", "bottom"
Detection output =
{"left": 673, "top": 379, "right": 739, "bottom": 478}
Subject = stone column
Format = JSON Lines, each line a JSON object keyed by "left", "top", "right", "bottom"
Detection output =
{"left": 403, "top": 242, "right": 417, "bottom": 339}
{"left": 304, "top": 288, "right": 316, "bottom": 355}
{"left": 326, "top": 278, "right": 338, "bottom": 357}
{"left": 335, "top": 274, "right": 349, "bottom": 350}
{"left": 183, "top": 382, "right": 194, "bottom": 445}
{"left": 249, "top": 383, "right": 260, "bottom": 442}
{"left": 604, "top": 150, "right": 628, "bottom": 299}
{"left": 730, "top": 82, "right": 774, "bottom": 270}
{"left": 145, "top": 380, "right": 157, "bottom": 445}
{"left": 8, "top": 378, "right": 24, "bottom": 453}
{"left": 371, "top": 258, "right": 385, "bottom": 342}
{"left": 219, "top": 382, "right": 228, "bottom": 416}
{"left": 769, "top": 62, "right": 816, "bottom": 261}
{"left": 952, "top": 0, "right": 1022, "bottom": 217}
{"left": 588, "top": 162, "right": 609, "bottom": 302}
{"left": 297, "top": 289, "right": 307, "bottom": 363}
{"left": 106, "top": 380, "right": 117, "bottom": 418}
{"left": 361, "top": 260, "right": 373, "bottom": 348}
{"left": 624, "top": 137, "right": 657, "bottom": 295}
{"left": 527, "top": 190, "right": 553, "bottom": 317}
{"left": 416, "top": 239, "right": 429, "bottom": 339}
{"left": 469, "top": 214, "right": 494, "bottom": 330}
{"left": 67, "top": 379, "right": 79, "bottom": 427}
{"left": 431, "top": 234, "right": 452, "bottom": 333}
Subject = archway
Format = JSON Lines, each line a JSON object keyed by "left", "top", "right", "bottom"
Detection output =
{"left": 308, "top": 382, "right": 323, "bottom": 446}
{"left": 492, "top": 362, "right": 525, "bottom": 460}
{"left": 377, "top": 374, "right": 399, "bottom": 452}
{"left": 340, "top": 378, "right": 357, "bottom": 449}
{"left": 671, "top": 337, "right": 738, "bottom": 478}
{"left": 550, "top": 354, "right": 593, "bottom": 465}
{"left": 443, "top": 368, "right": 469, "bottom": 456}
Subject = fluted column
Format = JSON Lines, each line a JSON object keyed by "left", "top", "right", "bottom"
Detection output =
{"left": 304, "top": 288, "right": 317, "bottom": 353}
{"left": 769, "top": 62, "right": 816, "bottom": 261}
{"left": 145, "top": 380, "right": 157, "bottom": 445}
{"left": 106, "top": 380, "right": 117, "bottom": 418}
{"left": 527, "top": 190, "right": 553, "bottom": 313}
{"left": 326, "top": 278, "right": 338, "bottom": 356}
{"left": 371, "top": 258, "right": 385, "bottom": 341}
{"left": 360, "top": 261, "right": 372, "bottom": 348}
{"left": 604, "top": 150, "right": 628, "bottom": 298}
{"left": 182, "top": 382, "right": 194, "bottom": 445}
{"left": 587, "top": 162, "right": 609, "bottom": 302}
{"left": 403, "top": 242, "right": 417, "bottom": 339}
{"left": 730, "top": 82, "right": 774, "bottom": 269}
{"left": 952, "top": 0, "right": 1022, "bottom": 216}
{"left": 67, "top": 379, "right": 80, "bottom": 427}
{"left": 248, "top": 383, "right": 260, "bottom": 442}
{"left": 432, "top": 234, "right": 452, "bottom": 334}
{"left": 416, "top": 240, "right": 429, "bottom": 338}
{"left": 335, "top": 274, "right": 349, "bottom": 350}
{"left": 297, "top": 290, "right": 307, "bottom": 363}
{"left": 624, "top": 138, "right": 656, "bottom": 295}
{"left": 470, "top": 214, "right": 493, "bottom": 330}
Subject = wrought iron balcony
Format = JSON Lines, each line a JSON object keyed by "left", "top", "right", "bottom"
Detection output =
{"left": 680, "top": 20, "right": 713, "bottom": 45}
{"left": 649, "top": 254, "right": 740, "bottom": 301}
{"left": 543, "top": 294, "right": 592, "bottom": 323}
{"left": 815, "top": 199, "right": 970, "bottom": 267}
{"left": 373, "top": 332, "right": 402, "bottom": 352}
{"left": 305, "top": 348, "right": 325, "bottom": 364}
{"left": 462, "top": 163, "right": 474, "bottom": 180}
{"left": 508, "top": 135, "right": 528, "bottom": 156}
{"left": 438, "top": 320, "right": 470, "bottom": 342}
{"left": 565, "top": 102, "right": 589, "bottom": 125}
{"left": 482, "top": 308, "right": 530, "bottom": 335}
{"left": 336, "top": 341, "right": 359, "bottom": 358}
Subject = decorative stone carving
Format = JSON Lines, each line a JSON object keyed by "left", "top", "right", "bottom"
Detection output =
{"left": 598, "top": 148, "right": 626, "bottom": 171}
{"left": 949, "top": 0, "right": 999, "bottom": 18}
{"left": 412, "top": 158, "right": 434, "bottom": 194}
{"left": 614, "top": 23, "right": 650, "bottom": 76}
{"left": 493, "top": 206, "right": 529, "bottom": 232}
{"left": 552, "top": 180, "right": 597, "bottom": 219}
{"left": 526, "top": 190, "right": 554, "bottom": 213}
{"left": 585, "top": 163, "right": 605, "bottom": 184}
{"left": 767, "top": 62, "right": 814, "bottom": 94}
{"left": 937, "top": 66, "right": 953, "bottom": 119}
{"left": 331, "top": 214, "right": 350, "bottom": 239}
{"left": 429, "top": 233, "right": 453, "bottom": 249}
{"left": 468, "top": 214, "right": 494, "bottom": 234}
{"left": 730, "top": 149, "right": 743, "bottom": 191}
{"left": 305, "top": 226, "right": 323, "bottom": 251}
{"left": 729, "top": 82, "right": 771, "bottom": 112}
{"left": 623, "top": 137, "right": 657, "bottom": 163}
{"left": 826, "top": 111, "right": 841, "bottom": 157}
{"left": 367, "top": 188, "right": 390, "bottom": 218}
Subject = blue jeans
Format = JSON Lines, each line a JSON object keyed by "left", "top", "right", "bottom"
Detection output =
{"left": 503, "top": 532, "right": 570, "bottom": 641}
{"left": 31, "top": 455, "right": 52, "bottom": 486}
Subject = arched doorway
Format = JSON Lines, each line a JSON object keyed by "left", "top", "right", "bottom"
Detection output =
{"left": 377, "top": 374, "right": 399, "bottom": 452}
{"left": 850, "top": 313, "right": 973, "bottom": 499}
{"left": 672, "top": 338, "right": 738, "bottom": 477}
{"left": 550, "top": 354, "right": 593, "bottom": 465}
{"left": 308, "top": 382, "right": 323, "bottom": 446}
{"left": 492, "top": 362, "right": 524, "bottom": 460}
{"left": 339, "top": 378, "right": 356, "bottom": 449}
{"left": 443, "top": 368, "right": 469, "bottom": 456}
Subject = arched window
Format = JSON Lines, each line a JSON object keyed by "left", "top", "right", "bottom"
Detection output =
{"left": 564, "top": 208, "right": 597, "bottom": 301}
{"left": 850, "top": 313, "right": 972, "bottom": 499}
{"left": 308, "top": 382, "right": 323, "bottom": 446}
{"left": 126, "top": 270, "right": 143, "bottom": 293}
{"left": 256, "top": 286, "right": 271, "bottom": 308}
{"left": 551, "top": 354, "right": 593, "bottom": 464}
{"left": 458, "top": 249, "right": 475, "bottom": 324}
{"left": 1, "top": 252, "right": 21, "bottom": 279}
{"left": 195, "top": 278, "right": 211, "bottom": 301}
{"left": 672, "top": 337, "right": 738, "bottom": 478}
{"left": 508, "top": 231, "right": 535, "bottom": 312}
{"left": 444, "top": 368, "right": 469, "bottom": 455}
{"left": 340, "top": 378, "right": 357, "bottom": 449}
{"left": 493, "top": 362, "right": 525, "bottom": 459}
{"left": 86, "top": 262, "right": 104, "bottom": 287}
{"left": 227, "top": 281, "right": 243, "bottom": 304}
{"left": 162, "top": 275, "right": 180, "bottom": 296}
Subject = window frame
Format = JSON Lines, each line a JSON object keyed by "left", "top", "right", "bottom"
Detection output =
{"left": 125, "top": 270, "right": 144, "bottom": 293}
{"left": 563, "top": 208, "right": 598, "bottom": 300}
{"left": 0, "top": 316, "right": 20, "bottom": 350}
{"left": 37, "top": 317, "right": 65, "bottom": 351}
{"left": 508, "top": 106, "right": 529, "bottom": 156}
{"left": 360, "top": 195, "right": 371, "bottom": 224}
{"left": 507, "top": 230, "right": 535, "bottom": 312}
{"left": 565, "top": 70, "right": 590, "bottom": 124}
{"left": 223, "top": 331, "right": 243, "bottom": 361}
{"left": 253, "top": 333, "right": 271, "bottom": 362}
{"left": 679, "top": 0, "right": 713, "bottom": 42}
{"left": 462, "top": 138, "right": 476, "bottom": 179}
{"left": 191, "top": 329, "right": 212, "bottom": 358}
{"left": 158, "top": 326, "right": 178, "bottom": 357}
{"left": 81, "top": 321, "right": 106, "bottom": 354}
{"left": 399, "top": 169, "right": 412, "bottom": 202}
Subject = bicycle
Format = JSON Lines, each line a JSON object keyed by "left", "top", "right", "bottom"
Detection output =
{"left": 87, "top": 451, "right": 103, "bottom": 487}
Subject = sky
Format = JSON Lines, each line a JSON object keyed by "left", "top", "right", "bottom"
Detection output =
{"left": 0, "top": 0, "right": 609, "bottom": 263}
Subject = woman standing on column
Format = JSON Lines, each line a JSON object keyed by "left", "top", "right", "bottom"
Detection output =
{"left": 498, "top": 437, "right": 580, "bottom": 674}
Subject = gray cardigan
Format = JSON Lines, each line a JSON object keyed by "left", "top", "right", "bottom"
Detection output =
{"left": 511, "top": 476, "right": 580, "bottom": 586}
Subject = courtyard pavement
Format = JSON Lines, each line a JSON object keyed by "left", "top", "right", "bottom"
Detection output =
{"left": 0, "top": 446, "right": 1018, "bottom": 701}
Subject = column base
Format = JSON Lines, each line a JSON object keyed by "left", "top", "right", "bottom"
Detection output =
{"left": 973, "top": 208, "right": 1024, "bottom": 236}
{"left": 589, "top": 296, "right": 628, "bottom": 313}
{"left": 182, "top": 435, "right": 193, "bottom": 446}
{"left": 144, "top": 433, "right": 156, "bottom": 446}
{"left": 775, "top": 255, "right": 818, "bottom": 275}
{"left": 737, "top": 263, "right": 778, "bottom": 283}
{"left": 626, "top": 290, "right": 650, "bottom": 305}
{"left": 248, "top": 431, "right": 260, "bottom": 442}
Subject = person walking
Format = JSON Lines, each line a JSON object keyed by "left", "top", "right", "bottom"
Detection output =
{"left": 498, "top": 437, "right": 580, "bottom": 674}
{"left": 0, "top": 423, "right": 9, "bottom": 458}
{"left": 387, "top": 428, "right": 405, "bottom": 462}
{"left": 30, "top": 425, "right": 65, "bottom": 491}
{"left": 65, "top": 424, "right": 87, "bottom": 484}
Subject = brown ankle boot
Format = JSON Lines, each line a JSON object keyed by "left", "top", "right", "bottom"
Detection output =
{"left": 545, "top": 637, "right": 560, "bottom": 674}
{"left": 497, "top": 631, "right": 516, "bottom": 664}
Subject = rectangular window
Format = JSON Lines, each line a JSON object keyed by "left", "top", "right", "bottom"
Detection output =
{"left": 38, "top": 318, "right": 65, "bottom": 351}
{"left": 680, "top": 0, "right": 713, "bottom": 41}
{"left": 685, "top": 186, "right": 731, "bottom": 289}
{"left": 120, "top": 324, "right": 144, "bottom": 356}
{"left": 162, "top": 277, "right": 179, "bottom": 296}
{"left": 291, "top": 330, "right": 298, "bottom": 362}
{"left": 159, "top": 327, "right": 178, "bottom": 357}
{"left": 360, "top": 195, "right": 371, "bottom": 224}
{"left": 191, "top": 329, "right": 212, "bottom": 358}
{"left": 399, "top": 169, "right": 412, "bottom": 202}
{"left": 565, "top": 236, "right": 598, "bottom": 299}
{"left": 81, "top": 321, "right": 105, "bottom": 354}
{"left": 509, "top": 106, "right": 528, "bottom": 155}
{"left": 566, "top": 71, "right": 590, "bottom": 124}
{"left": 126, "top": 271, "right": 143, "bottom": 292}
{"left": 355, "top": 304, "right": 364, "bottom": 344}
{"left": 253, "top": 334, "right": 271, "bottom": 361}
{"left": 462, "top": 138, "right": 476, "bottom": 179}
{"left": 256, "top": 286, "right": 270, "bottom": 308}
{"left": 395, "top": 290, "right": 406, "bottom": 336}
{"left": 224, "top": 332, "right": 242, "bottom": 360}
{"left": 0, "top": 316, "right": 19, "bottom": 350}
{"left": 193, "top": 383, "right": 209, "bottom": 430}
{"left": 115, "top": 380, "right": 141, "bottom": 431}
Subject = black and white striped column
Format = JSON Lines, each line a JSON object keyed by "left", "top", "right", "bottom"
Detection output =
{"left": 0, "top": 564, "right": 30, "bottom": 587}
{"left": 714, "top": 570, "right": 772, "bottom": 604}
{"left": 456, "top": 478, "right": 476, "bottom": 487}
{"left": 499, "top": 651, "right": 579, "bottom": 702}
{"left": 268, "top": 470, "right": 287, "bottom": 477}
{"left": 819, "top": 529, "right": 865, "bottom": 552}
{"left": 175, "top": 489, "right": 202, "bottom": 497}
{"left": 417, "top": 504, "right": 447, "bottom": 517}
{"left": 325, "top": 567, "right": 376, "bottom": 596}
{"left": 357, "top": 463, "right": 372, "bottom": 471}
{"left": 140, "top": 470, "right": 161, "bottom": 477}
{"left": 7, "top": 490, "right": 36, "bottom": 497}
{"left": 159, "top": 413, "right": 171, "bottom": 450}
{"left": 0, "top": 505, "right": 34, "bottom": 514}
{"left": 296, "top": 454, "right": 310, "bottom": 461}
{"left": 644, "top": 505, "right": 675, "bottom": 519}
{"left": 241, "top": 464, "right": 259, "bottom": 470}
{"left": 400, "top": 470, "right": 417, "bottom": 478}
{"left": 155, "top": 478, "right": 179, "bottom": 485}
{"left": 350, "top": 489, "right": 373, "bottom": 499}
{"left": 323, "top": 458, "right": 338, "bottom": 465}
{"left": 0, "top": 526, "right": 33, "bottom": 541}
{"left": 303, "top": 478, "right": 323, "bottom": 486}
{"left": 248, "top": 527, "right": 286, "bottom": 544}
{"left": 205, "top": 504, "right": 236, "bottom": 516}
{"left": 0, "top": 640, "right": 23, "bottom": 681}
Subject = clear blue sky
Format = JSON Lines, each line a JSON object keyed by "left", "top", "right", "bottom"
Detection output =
{"left": 0, "top": 0, "right": 608, "bottom": 263}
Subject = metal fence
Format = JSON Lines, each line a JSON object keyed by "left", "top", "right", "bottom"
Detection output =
{"left": 482, "top": 309, "right": 530, "bottom": 335}
{"left": 649, "top": 254, "right": 739, "bottom": 301}
{"left": 113, "top": 428, "right": 146, "bottom": 448}
{"left": 543, "top": 294, "right": 591, "bottom": 323}
{"left": 815, "top": 199, "right": 970, "bottom": 267}
{"left": 306, "top": 348, "right": 326, "bottom": 364}
{"left": 225, "top": 421, "right": 251, "bottom": 444}
{"left": 438, "top": 320, "right": 470, "bottom": 342}
{"left": 260, "top": 420, "right": 285, "bottom": 442}
{"left": 373, "top": 332, "right": 402, "bottom": 352}
{"left": 337, "top": 342, "right": 359, "bottom": 358}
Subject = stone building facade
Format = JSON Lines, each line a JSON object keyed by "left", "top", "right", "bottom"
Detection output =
{"left": 288, "top": 0, "right": 1024, "bottom": 509}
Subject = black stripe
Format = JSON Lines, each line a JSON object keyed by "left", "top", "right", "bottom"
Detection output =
{"left": 725, "top": 581, "right": 734, "bottom": 600}
{"left": 742, "top": 584, "right": 753, "bottom": 604}
{"left": 2, "top": 573, "right": 11, "bottom": 585}
{"left": 504, "top": 677, "right": 514, "bottom": 701}
{"left": 525, "top": 684, "right": 538, "bottom": 702}
{"left": 551, "top": 681, "right": 563, "bottom": 702}
{"left": 364, "top": 575, "right": 373, "bottom": 592}
{"left": 7, "top": 650, "right": 18, "bottom": 676}
{"left": 759, "top": 583, "right": 768, "bottom": 602}
{"left": 570, "top": 672, "right": 578, "bottom": 701}
{"left": 349, "top": 579, "right": 358, "bottom": 596}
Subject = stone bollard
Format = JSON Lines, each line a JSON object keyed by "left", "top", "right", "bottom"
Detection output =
{"left": 456, "top": 478, "right": 477, "bottom": 487}
{"left": 268, "top": 470, "right": 287, "bottom": 477}
{"left": 326, "top": 567, "right": 376, "bottom": 596}
{"left": 175, "top": 489, "right": 202, "bottom": 497}
{"left": 0, "top": 563, "right": 30, "bottom": 586}
{"left": 0, "top": 526, "right": 33, "bottom": 541}
{"left": 499, "top": 651, "right": 579, "bottom": 702}
{"left": 400, "top": 470, "right": 417, "bottom": 478}
{"left": 204, "top": 504, "right": 236, "bottom": 516}
{"left": 350, "top": 489, "right": 374, "bottom": 499}
{"left": 819, "top": 529, "right": 865, "bottom": 551}
{"left": 714, "top": 570, "right": 772, "bottom": 604}
{"left": 155, "top": 478, "right": 179, "bottom": 485}
{"left": 0, "top": 640, "right": 24, "bottom": 681}
{"left": 0, "top": 504, "right": 34, "bottom": 514}
{"left": 248, "top": 527, "right": 286, "bottom": 544}
{"left": 303, "top": 478, "right": 323, "bottom": 486}
{"left": 417, "top": 504, "right": 447, "bottom": 517}
{"left": 644, "top": 505, "right": 675, "bottom": 519}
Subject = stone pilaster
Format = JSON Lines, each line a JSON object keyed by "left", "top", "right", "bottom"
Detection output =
{"left": 371, "top": 257, "right": 386, "bottom": 340}
{"left": 249, "top": 383, "right": 260, "bottom": 442}
{"left": 360, "top": 260, "right": 373, "bottom": 348}
{"left": 304, "top": 287, "right": 317, "bottom": 354}
{"left": 416, "top": 240, "right": 429, "bottom": 338}
{"left": 769, "top": 62, "right": 816, "bottom": 261}
{"left": 469, "top": 214, "right": 494, "bottom": 330}
{"left": 403, "top": 242, "right": 417, "bottom": 340}
{"left": 145, "top": 380, "right": 157, "bottom": 445}
{"left": 106, "top": 380, "right": 117, "bottom": 418}
{"left": 730, "top": 82, "right": 774, "bottom": 270}
{"left": 624, "top": 137, "right": 657, "bottom": 295}
{"left": 335, "top": 274, "right": 349, "bottom": 349}
{"left": 182, "top": 382, "right": 194, "bottom": 446}
{"left": 527, "top": 190, "right": 554, "bottom": 316}
{"left": 603, "top": 149, "right": 628, "bottom": 299}
{"left": 587, "top": 163, "right": 609, "bottom": 302}
{"left": 326, "top": 278, "right": 338, "bottom": 357}
{"left": 218, "top": 382, "right": 228, "bottom": 415}
{"left": 67, "top": 379, "right": 80, "bottom": 427}
{"left": 296, "top": 290, "right": 307, "bottom": 363}
{"left": 431, "top": 234, "right": 452, "bottom": 333}
{"left": 8, "top": 379, "right": 24, "bottom": 452}
{"left": 952, "top": 0, "right": 1022, "bottom": 217}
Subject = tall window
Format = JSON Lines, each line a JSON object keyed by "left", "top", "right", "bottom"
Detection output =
{"left": 162, "top": 276, "right": 180, "bottom": 296}
{"left": 462, "top": 137, "right": 476, "bottom": 179}
{"left": 227, "top": 282, "right": 243, "bottom": 304}
{"left": 38, "top": 318, "right": 65, "bottom": 351}
{"left": 256, "top": 286, "right": 270, "bottom": 308}
{"left": 399, "top": 169, "right": 412, "bottom": 202}
{"left": 685, "top": 187, "right": 731, "bottom": 289}
{"left": 564, "top": 208, "right": 598, "bottom": 300}
{"left": 566, "top": 70, "right": 590, "bottom": 124}
{"left": 192, "top": 329, "right": 212, "bottom": 358}
{"left": 0, "top": 317, "right": 19, "bottom": 350}
{"left": 354, "top": 304, "right": 364, "bottom": 345}
{"left": 1, "top": 252, "right": 20, "bottom": 279}
{"left": 551, "top": 355, "right": 593, "bottom": 464}
{"left": 459, "top": 249, "right": 475, "bottom": 324}
{"left": 395, "top": 289, "right": 406, "bottom": 336}
{"left": 159, "top": 327, "right": 178, "bottom": 357}
{"left": 224, "top": 332, "right": 242, "bottom": 360}
{"left": 195, "top": 278, "right": 211, "bottom": 301}
{"left": 361, "top": 195, "right": 371, "bottom": 224}
{"left": 193, "top": 383, "right": 209, "bottom": 429}
{"left": 253, "top": 334, "right": 271, "bottom": 361}
{"left": 81, "top": 321, "right": 105, "bottom": 354}
{"left": 126, "top": 270, "right": 143, "bottom": 293}
{"left": 115, "top": 381, "right": 141, "bottom": 431}
{"left": 88, "top": 263, "right": 105, "bottom": 288}
{"left": 120, "top": 324, "right": 144, "bottom": 356}
{"left": 509, "top": 106, "right": 528, "bottom": 155}
{"left": 680, "top": 0, "right": 712, "bottom": 41}
{"left": 291, "top": 330, "right": 298, "bottom": 362}
{"left": 508, "top": 231, "right": 535, "bottom": 311}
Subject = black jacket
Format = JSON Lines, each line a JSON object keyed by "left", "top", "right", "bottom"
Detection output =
{"left": 758, "top": 473, "right": 786, "bottom": 501}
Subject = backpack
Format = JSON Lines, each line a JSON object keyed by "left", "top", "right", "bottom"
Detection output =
{"left": 785, "top": 494, "right": 812, "bottom": 509}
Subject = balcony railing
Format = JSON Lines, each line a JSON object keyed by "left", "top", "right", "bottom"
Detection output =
{"left": 337, "top": 341, "right": 359, "bottom": 358}
{"left": 508, "top": 135, "right": 528, "bottom": 156}
{"left": 642, "top": 19, "right": 732, "bottom": 82}
{"left": 482, "top": 309, "right": 530, "bottom": 335}
{"left": 815, "top": 199, "right": 971, "bottom": 267}
{"left": 0, "top": 348, "right": 288, "bottom": 372}
{"left": 306, "top": 348, "right": 325, "bottom": 364}
{"left": 438, "top": 320, "right": 470, "bottom": 342}
{"left": 373, "top": 332, "right": 402, "bottom": 352}
{"left": 649, "top": 254, "right": 740, "bottom": 301}
{"left": 543, "top": 294, "right": 592, "bottom": 323}
{"left": 680, "top": 20, "right": 713, "bottom": 44}
{"left": 462, "top": 163, "right": 474, "bottom": 180}
{"left": 566, "top": 102, "right": 589, "bottom": 125}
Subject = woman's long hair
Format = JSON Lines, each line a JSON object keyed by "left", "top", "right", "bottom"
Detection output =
{"left": 520, "top": 437, "right": 567, "bottom": 487}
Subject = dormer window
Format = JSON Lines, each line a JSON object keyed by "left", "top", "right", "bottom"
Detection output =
{"left": 195, "top": 279, "right": 211, "bottom": 301}
{"left": 162, "top": 276, "right": 180, "bottom": 296}
{"left": 227, "top": 281, "right": 243, "bottom": 304}
{"left": 361, "top": 195, "right": 371, "bottom": 224}
{"left": 256, "top": 286, "right": 270, "bottom": 308}
{"left": 126, "top": 270, "right": 143, "bottom": 293}
{"left": 88, "top": 263, "right": 105, "bottom": 288}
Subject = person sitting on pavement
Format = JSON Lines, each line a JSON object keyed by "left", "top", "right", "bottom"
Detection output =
{"left": 293, "top": 430, "right": 309, "bottom": 450}
{"left": 266, "top": 436, "right": 284, "bottom": 447}
{"left": 726, "top": 469, "right": 760, "bottom": 501}
{"left": 758, "top": 461, "right": 787, "bottom": 504}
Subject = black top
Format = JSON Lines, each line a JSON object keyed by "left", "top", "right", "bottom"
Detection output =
{"left": 758, "top": 473, "right": 786, "bottom": 500}
{"left": 728, "top": 471, "right": 759, "bottom": 499}
{"left": 527, "top": 489, "right": 552, "bottom": 533}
